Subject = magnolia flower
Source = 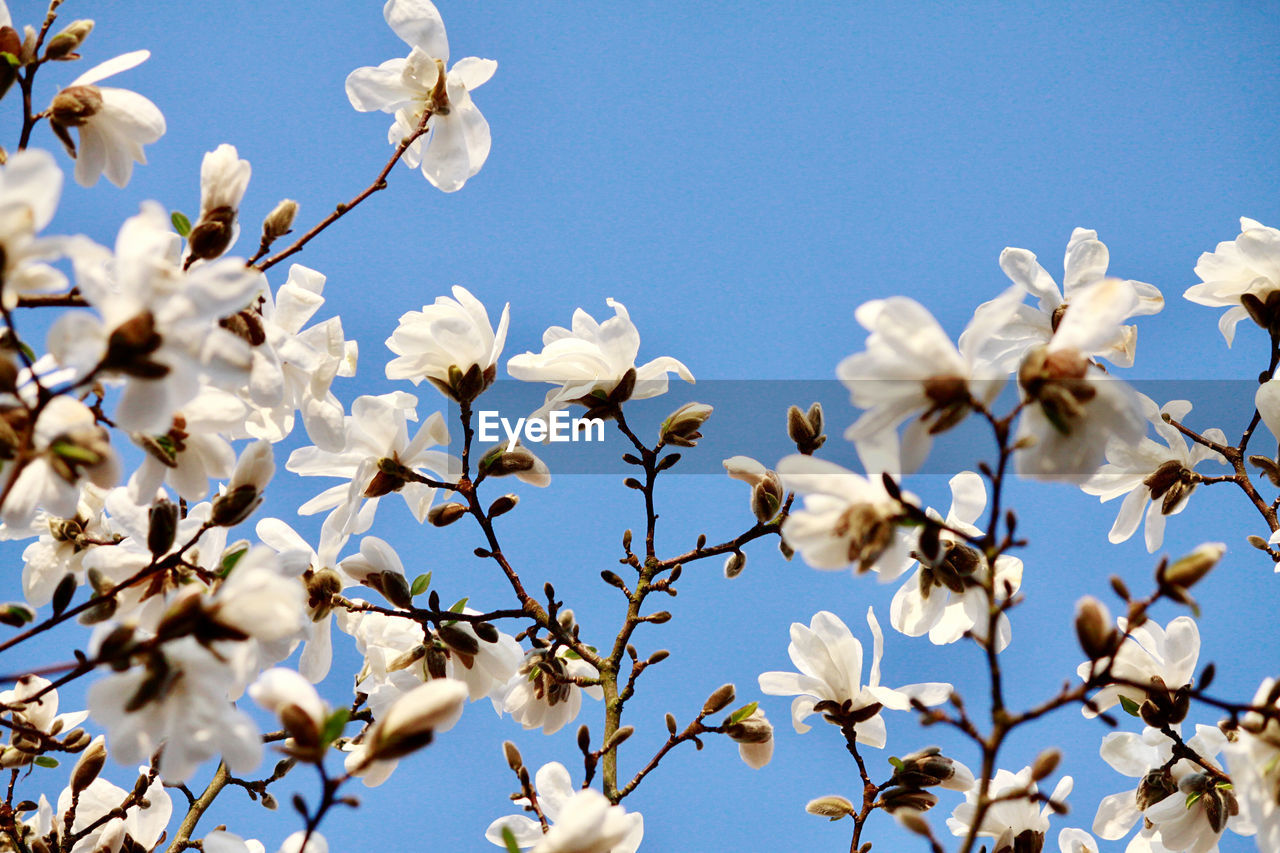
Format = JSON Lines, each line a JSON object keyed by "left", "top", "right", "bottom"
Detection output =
{"left": 50, "top": 201, "right": 261, "bottom": 432}
{"left": 947, "top": 767, "right": 1073, "bottom": 851}
{"left": 1057, "top": 828, "right": 1098, "bottom": 853}
{"left": 186, "top": 143, "right": 252, "bottom": 263}
{"left": 56, "top": 773, "right": 171, "bottom": 853}
{"left": 0, "top": 675, "right": 88, "bottom": 764}
{"left": 757, "top": 607, "right": 951, "bottom": 746}
{"left": 1093, "top": 725, "right": 1253, "bottom": 853}
{"left": 205, "top": 544, "right": 307, "bottom": 646}
{"left": 838, "top": 288, "right": 1022, "bottom": 472}
{"left": 887, "top": 472, "right": 1023, "bottom": 651}
{"left": 18, "top": 485, "right": 114, "bottom": 607}
{"left": 1077, "top": 615, "right": 1199, "bottom": 719}
{"left": 385, "top": 285, "right": 509, "bottom": 401}
{"left": 346, "top": 0, "right": 496, "bottom": 191}
{"left": 485, "top": 762, "right": 643, "bottom": 853}
{"left": 240, "top": 264, "right": 357, "bottom": 451}
{"left": 964, "top": 228, "right": 1163, "bottom": 370}
{"left": 1014, "top": 277, "right": 1145, "bottom": 481}
{"left": 1185, "top": 217, "right": 1280, "bottom": 345}
{"left": 250, "top": 667, "right": 331, "bottom": 761}
{"left": 48, "top": 50, "right": 166, "bottom": 188}
{"left": 1, "top": 396, "right": 120, "bottom": 528}
{"left": 286, "top": 392, "right": 455, "bottom": 535}
{"left": 344, "top": 678, "right": 467, "bottom": 786}
{"left": 501, "top": 646, "right": 603, "bottom": 735}
{"left": 722, "top": 455, "right": 784, "bottom": 524}
{"left": 278, "top": 832, "right": 328, "bottom": 853}
{"left": 507, "top": 298, "right": 694, "bottom": 422}
{"left": 0, "top": 149, "right": 71, "bottom": 308}
{"left": 775, "top": 455, "right": 915, "bottom": 575}
{"left": 126, "top": 389, "right": 244, "bottom": 503}
{"left": 727, "top": 707, "right": 774, "bottom": 769}
{"left": 1083, "top": 395, "right": 1227, "bottom": 552}
{"left": 1224, "top": 678, "right": 1280, "bottom": 853}
{"left": 87, "top": 635, "right": 262, "bottom": 782}
{"left": 204, "top": 831, "right": 268, "bottom": 853}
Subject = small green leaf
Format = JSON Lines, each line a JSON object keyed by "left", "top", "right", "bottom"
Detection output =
{"left": 320, "top": 708, "right": 350, "bottom": 747}
{"left": 219, "top": 545, "right": 249, "bottom": 578}
{"left": 888, "top": 756, "right": 904, "bottom": 770}
{"left": 1186, "top": 791, "right": 1202, "bottom": 809}
{"left": 17, "top": 340, "right": 36, "bottom": 364}
{"left": 171, "top": 210, "right": 191, "bottom": 236}
{"left": 449, "top": 597, "right": 468, "bottom": 613}
{"left": 411, "top": 572, "right": 432, "bottom": 597}
{"left": 50, "top": 440, "right": 100, "bottom": 464}
{"left": 729, "top": 701, "right": 758, "bottom": 725}
{"left": 563, "top": 649, "right": 581, "bottom": 660}
{"left": 1215, "top": 781, "right": 1233, "bottom": 790}
{"left": 501, "top": 826, "right": 521, "bottom": 853}
{"left": 34, "top": 756, "right": 58, "bottom": 768}
{"left": 1118, "top": 696, "right": 1141, "bottom": 717}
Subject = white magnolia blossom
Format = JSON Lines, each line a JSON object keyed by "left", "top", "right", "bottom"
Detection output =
{"left": 1, "top": 395, "right": 120, "bottom": 528}
{"left": 486, "top": 762, "right": 643, "bottom": 853}
{"left": 1224, "top": 678, "right": 1280, "bottom": 853}
{"left": 0, "top": 675, "right": 88, "bottom": 753}
{"left": 204, "top": 830, "right": 268, "bottom": 853}
{"left": 50, "top": 201, "right": 262, "bottom": 432}
{"left": 1077, "top": 615, "right": 1199, "bottom": 719}
{"left": 0, "top": 149, "right": 71, "bottom": 308}
{"left": 507, "top": 298, "right": 694, "bottom": 422}
{"left": 188, "top": 143, "right": 252, "bottom": 261}
{"left": 501, "top": 646, "right": 603, "bottom": 735}
{"left": 385, "top": 285, "right": 509, "bottom": 398}
{"left": 1057, "top": 827, "right": 1099, "bottom": 853}
{"left": 87, "top": 635, "right": 262, "bottom": 782}
{"left": 964, "top": 228, "right": 1163, "bottom": 370}
{"left": 887, "top": 471, "right": 1023, "bottom": 652}
{"left": 346, "top": 0, "right": 496, "bottom": 192}
{"left": 56, "top": 772, "right": 171, "bottom": 853}
{"left": 947, "top": 767, "right": 1073, "bottom": 850}
{"left": 1083, "top": 395, "right": 1227, "bottom": 552}
{"left": 344, "top": 677, "right": 467, "bottom": 787}
{"left": 1185, "top": 217, "right": 1280, "bottom": 345}
{"left": 50, "top": 50, "right": 166, "bottom": 188}
{"left": 1093, "top": 725, "right": 1254, "bottom": 853}
{"left": 757, "top": 607, "right": 951, "bottom": 746}
{"left": 239, "top": 265, "right": 356, "bottom": 451}
{"left": 1014, "top": 277, "right": 1146, "bottom": 481}
{"left": 126, "top": 389, "right": 243, "bottom": 503}
{"left": 775, "top": 455, "right": 915, "bottom": 575}
{"left": 838, "top": 288, "right": 1021, "bottom": 472}
{"left": 18, "top": 485, "right": 114, "bottom": 607}
{"left": 286, "top": 391, "right": 455, "bottom": 535}
{"left": 731, "top": 707, "right": 774, "bottom": 770}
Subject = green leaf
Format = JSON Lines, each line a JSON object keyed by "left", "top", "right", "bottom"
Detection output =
{"left": 501, "top": 827, "right": 521, "bottom": 853}
{"left": 17, "top": 340, "right": 36, "bottom": 364}
{"left": 219, "top": 545, "right": 249, "bottom": 578}
{"left": 171, "top": 210, "right": 191, "bottom": 237}
{"left": 411, "top": 572, "right": 432, "bottom": 597}
{"left": 50, "top": 440, "right": 100, "bottom": 464}
{"left": 34, "top": 756, "right": 58, "bottom": 768}
{"left": 888, "top": 756, "right": 904, "bottom": 770}
{"left": 1118, "top": 695, "right": 1141, "bottom": 717}
{"left": 1, "top": 52, "right": 19, "bottom": 68}
{"left": 563, "top": 649, "right": 581, "bottom": 660}
{"left": 320, "top": 708, "right": 350, "bottom": 747}
{"left": 728, "top": 701, "right": 758, "bottom": 725}
{"left": 1185, "top": 791, "right": 1202, "bottom": 809}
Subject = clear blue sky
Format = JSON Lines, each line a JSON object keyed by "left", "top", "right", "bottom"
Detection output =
{"left": 6, "top": 0, "right": 1280, "bottom": 850}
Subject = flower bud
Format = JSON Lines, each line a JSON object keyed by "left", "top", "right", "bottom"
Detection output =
{"left": 49, "top": 85, "right": 103, "bottom": 127}
{"left": 366, "top": 679, "right": 467, "bottom": 763}
{"left": 261, "top": 199, "right": 298, "bottom": 243}
{"left": 702, "top": 683, "right": 736, "bottom": 715}
{"left": 43, "top": 20, "right": 93, "bottom": 60}
{"left": 660, "top": 402, "right": 712, "bottom": 447}
{"left": 1030, "top": 748, "right": 1060, "bottom": 781}
{"left": 428, "top": 502, "right": 467, "bottom": 527}
{"left": 805, "top": 795, "right": 855, "bottom": 821}
{"left": 879, "top": 786, "right": 938, "bottom": 814}
{"left": 70, "top": 735, "right": 106, "bottom": 794}
{"left": 1074, "top": 596, "right": 1117, "bottom": 660}
{"left": 147, "top": 499, "right": 178, "bottom": 557}
{"left": 723, "top": 551, "right": 746, "bottom": 579}
{"left": 503, "top": 740, "right": 523, "bottom": 772}
{"left": 1162, "top": 542, "right": 1225, "bottom": 590}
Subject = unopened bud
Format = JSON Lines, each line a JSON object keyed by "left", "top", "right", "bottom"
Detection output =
{"left": 604, "top": 726, "right": 634, "bottom": 751}
{"left": 723, "top": 551, "right": 746, "bottom": 579}
{"left": 367, "top": 680, "right": 467, "bottom": 762}
{"left": 44, "top": 20, "right": 93, "bottom": 60}
{"left": 147, "top": 499, "right": 178, "bottom": 557}
{"left": 261, "top": 199, "right": 298, "bottom": 243}
{"left": 1030, "top": 748, "right": 1060, "bottom": 781}
{"left": 787, "top": 403, "right": 826, "bottom": 453}
{"left": 703, "top": 683, "right": 736, "bottom": 715}
{"left": 487, "top": 494, "right": 518, "bottom": 518}
{"left": 1074, "top": 596, "right": 1117, "bottom": 660}
{"left": 879, "top": 786, "right": 938, "bottom": 814}
{"left": 428, "top": 502, "right": 467, "bottom": 527}
{"left": 805, "top": 795, "right": 855, "bottom": 820}
{"left": 1163, "top": 542, "right": 1225, "bottom": 590}
{"left": 438, "top": 625, "right": 479, "bottom": 657}
{"left": 49, "top": 85, "right": 103, "bottom": 126}
{"left": 659, "top": 402, "right": 712, "bottom": 447}
{"left": 211, "top": 485, "right": 260, "bottom": 527}
{"left": 503, "top": 740, "right": 523, "bottom": 771}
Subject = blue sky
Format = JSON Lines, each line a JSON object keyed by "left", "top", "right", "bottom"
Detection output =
{"left": 6, "top": 0, "right": 1280, "bottom": 850}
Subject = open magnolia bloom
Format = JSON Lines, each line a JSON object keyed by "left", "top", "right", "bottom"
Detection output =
{"left": 1185, "top": 217, "right": 1280, "bottom": 345}
{"left": 346, "top": 0, "right": 495, "bottom": 192}
{"left": 0, "top": 149, "right": 72, "bottom": 309}
{"left": 55, "top": 771, "right": 171, "bottom": 853}
{"left": 185, "top": 143, "right": 252, "bottom": 264}
{"left": 507, "top": 298, "right": 694, "bottom": 422}
{"left": 886, "top": 471, "right": 1023, "bottom": 651}
{"left": 757, "top": 607, "right": 951, "bottom": 746}
{"left": 385, "top": 285, "right": 509, "bottom": 401}
{"left": 1224, "top": 678, "right": 1280, "bottom": 853}
{"left": 48, "top": 49, "right": 166, "bottom": 188}
{"left": 485, "top": 762, "right": 643, "bottom": 853}
{"left": 775, "top": 455, "right": 916, "bottom": 576}
{"left": 1082, "top": 395, "right": 1227, "bottom": 552}
{"left": 839, "top": 287, "right": 1022, "bottom": 473}
{"left": 947, "top": 766, "right": 1073, "bottom": 851}
{"left": 1077, "top": 614, "right": 1199, "bottom": 720}
{"left": 1014, "top": 277, "right": 1146, "bottom": 481}
{"left": 963, "top": 228, "right": 1163, "bottom": 371}
{"left": 500, "top": 646, "right": 603, "bottom": 735}
{"left": 1093, "top": 724, "right": 1254, "bottom": 853}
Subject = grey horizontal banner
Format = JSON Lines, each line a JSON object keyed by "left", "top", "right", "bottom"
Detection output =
{"left": 441, "top": 380, "right": 1268, "bottom": 477}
